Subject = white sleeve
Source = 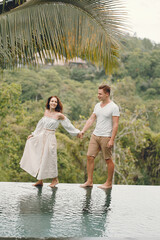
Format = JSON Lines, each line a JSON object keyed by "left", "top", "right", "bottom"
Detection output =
{"left": 93, "top": 103, "right": 98, "bottom": 114}
{"left": 60, "top": 117, "right": 80, "bottom": 136}
{"left": 31, "top": 118, "right": 44, "bottom": 136}
{"left": 112, "top": 105, "right": 120, "bottom": 116}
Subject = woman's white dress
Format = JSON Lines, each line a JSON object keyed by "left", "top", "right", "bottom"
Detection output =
{"left": 20, "top": 116, "right": 80, "bottom": 180}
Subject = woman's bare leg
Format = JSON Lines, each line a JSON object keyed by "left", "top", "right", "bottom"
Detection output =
{"left": 49, "top": 177, "right": 59, "bottom": 188}
{"left": 32, "top": 180, "right": 43, "bottom": 186}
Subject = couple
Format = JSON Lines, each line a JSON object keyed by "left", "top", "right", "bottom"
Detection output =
{"left": 20, "top": 84, "right": 119, "bottom": 189}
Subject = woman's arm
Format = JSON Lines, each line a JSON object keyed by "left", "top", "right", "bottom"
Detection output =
{"left": 59, "top": 114, "right": 80, "bottom": 136}
{"left": 30, "top": 116, "right": 44, "bottom": 137}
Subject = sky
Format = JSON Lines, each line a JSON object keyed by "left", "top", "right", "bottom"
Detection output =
{"left": 125, "top": 0, "right": 160, "bottom": 43}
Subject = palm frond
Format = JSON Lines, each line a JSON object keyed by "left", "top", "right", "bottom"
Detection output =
{"left": 0, "top": 0, "right": 26, "bottom": 14}
{"left": 0, "top": 0, "right": 128, "bottom": 72}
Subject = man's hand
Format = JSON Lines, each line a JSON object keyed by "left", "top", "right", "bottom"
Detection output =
{"left": 107, "top": 139, "right": 114, "bottom": 148}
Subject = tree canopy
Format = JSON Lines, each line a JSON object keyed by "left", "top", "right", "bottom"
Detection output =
{"left": 0, "top": 36, "right": 160, "bottom": 185}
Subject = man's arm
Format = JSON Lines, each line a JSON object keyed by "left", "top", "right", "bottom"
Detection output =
{"left": 108, "top": 116, "right": 119, "bottom": 148}
{"left": 79, "top": 113, "right": 96, "bottom": 138}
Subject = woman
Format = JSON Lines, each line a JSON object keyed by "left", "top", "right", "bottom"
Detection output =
{"left": 20, "top": 96, "right": 80, "bottom": 187}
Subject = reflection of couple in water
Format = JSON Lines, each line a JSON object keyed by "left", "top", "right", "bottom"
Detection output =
{"left": 81, "top": 187, "right": 112, "bottom": 236}
{"left": 20, "top": 84, "right": 119, "bottom": 189}
{"left": 19, "top": 186, "right": 112, "bottom": 237}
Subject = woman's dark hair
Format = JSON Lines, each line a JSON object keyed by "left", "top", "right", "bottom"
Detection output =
{"left": 45, "top": 96, "right": 63, "bottom": 112}
{"left": 99, "top": 84, "right": 111, "bottom": 95}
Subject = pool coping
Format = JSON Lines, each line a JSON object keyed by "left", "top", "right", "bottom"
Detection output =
{"left": 0, "top": 238, "right": 119, "bottom": 240}
{"left": 1, "top": 238, "right": 160, "bottom": 240}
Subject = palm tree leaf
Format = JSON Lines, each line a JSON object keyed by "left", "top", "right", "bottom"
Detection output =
{"left": 0, "top": 0, "right": 127, "bottom": 72}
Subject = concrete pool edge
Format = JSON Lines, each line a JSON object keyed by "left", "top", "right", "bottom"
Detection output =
{"left": 1, "top": 237, "right": 160, "bottom": 240}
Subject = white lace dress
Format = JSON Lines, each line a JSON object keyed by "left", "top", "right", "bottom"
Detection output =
{"left": 20, "top": 116, "right": 80, "bottom": 180}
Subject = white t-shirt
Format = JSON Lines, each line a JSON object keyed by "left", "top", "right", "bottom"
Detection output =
{"left": 93, "top": 101, "right": 120, "bottom": 137}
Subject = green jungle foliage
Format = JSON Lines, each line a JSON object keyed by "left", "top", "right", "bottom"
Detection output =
{"left": 0, "top": 35, "right": 160, "bottom": 185}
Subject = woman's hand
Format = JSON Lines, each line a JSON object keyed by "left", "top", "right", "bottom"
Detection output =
{"left": 27, "top": 134, "right": 33, "bottom": 140}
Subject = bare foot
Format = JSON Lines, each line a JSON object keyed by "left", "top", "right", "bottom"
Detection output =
{"left": 49, "top": 179, "right": 59, "bottom": 188}
{"left": 32, "top": 180, "right": 43, "bottom": 187}
{"left": 80, "top": 181, "right": 93, "bottom": 188}
{"left": 97, "top": 183, "right": 112, "bottom": 189}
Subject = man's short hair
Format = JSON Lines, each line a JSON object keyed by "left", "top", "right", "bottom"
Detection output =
{"left": 99, "top": 85, "right": 111, "bottom": 95}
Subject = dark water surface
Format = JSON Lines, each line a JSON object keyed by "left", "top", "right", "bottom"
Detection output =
{"left": 0, "top": 183, "right": 160, "bottom": 239}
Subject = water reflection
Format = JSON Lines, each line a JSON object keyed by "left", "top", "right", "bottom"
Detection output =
{"left": 82, "top": 187, "right": 92, "bottom": 213}
{"left": 18, "top": 186, "right": 58, "bottom": 237}
{"left": 1, "top": 183, "right": 160, "bottom": 238}
{"left": 0, "top": 183, "right": 112, "bottom": 238}
{"left": 102, "top": 188, "right": 112, "bottom": 211}
{"left": 19, "top": 186, "right": 57, "bottom": 213}
{"left": 81, "top": 187, "right": 112, "bottom": 237}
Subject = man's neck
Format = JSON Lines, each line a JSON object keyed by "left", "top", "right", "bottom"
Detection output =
{"left": 101, "top": 98, "right": 111, "bottom": 106}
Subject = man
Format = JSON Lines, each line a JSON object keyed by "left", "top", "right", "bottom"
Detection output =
{"left": 79, "top": 84, "right": 120, "bottom": 189}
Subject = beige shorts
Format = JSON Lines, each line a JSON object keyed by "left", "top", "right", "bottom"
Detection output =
{"left": 87, "top": 134, "right": 112, "bottom": 160}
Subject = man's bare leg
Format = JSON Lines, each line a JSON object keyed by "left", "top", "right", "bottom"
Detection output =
{"left": 32, "top": 180, "right": 43, "bottom": 186}
{"left": 80, "top": 156, "right": 94, "bottom": 187}
{"left": 49, "top": 177, "right": 59, "bottom": 188}
{"left": 98, "top": 158, "right": 114, "bottom": 189}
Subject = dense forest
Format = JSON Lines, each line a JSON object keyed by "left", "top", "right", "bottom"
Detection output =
{"left": 0, "top": 35, "right": 160, "bottom": 185}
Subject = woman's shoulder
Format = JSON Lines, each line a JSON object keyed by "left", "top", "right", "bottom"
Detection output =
{"left": 44, "top": 109, "right": 49, "bottom": 115}
{"left": 44, "top": 109, "right": 65, "bottom": 120}
{"left": 57, "top": 112, "right": 65, "bottom": 120}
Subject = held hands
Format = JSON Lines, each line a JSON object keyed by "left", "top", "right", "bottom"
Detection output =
{"left": 77, "top": 131, "right": 84, "bottom": 139}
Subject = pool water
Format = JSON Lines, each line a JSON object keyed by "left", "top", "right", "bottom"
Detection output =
{"left": 0, "top": 182, "right": 160, "bottom": 239}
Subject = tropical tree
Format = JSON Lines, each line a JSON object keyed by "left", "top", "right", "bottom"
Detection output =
{"left": 0, "top": 0, "right": 127, "bottom": 72}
